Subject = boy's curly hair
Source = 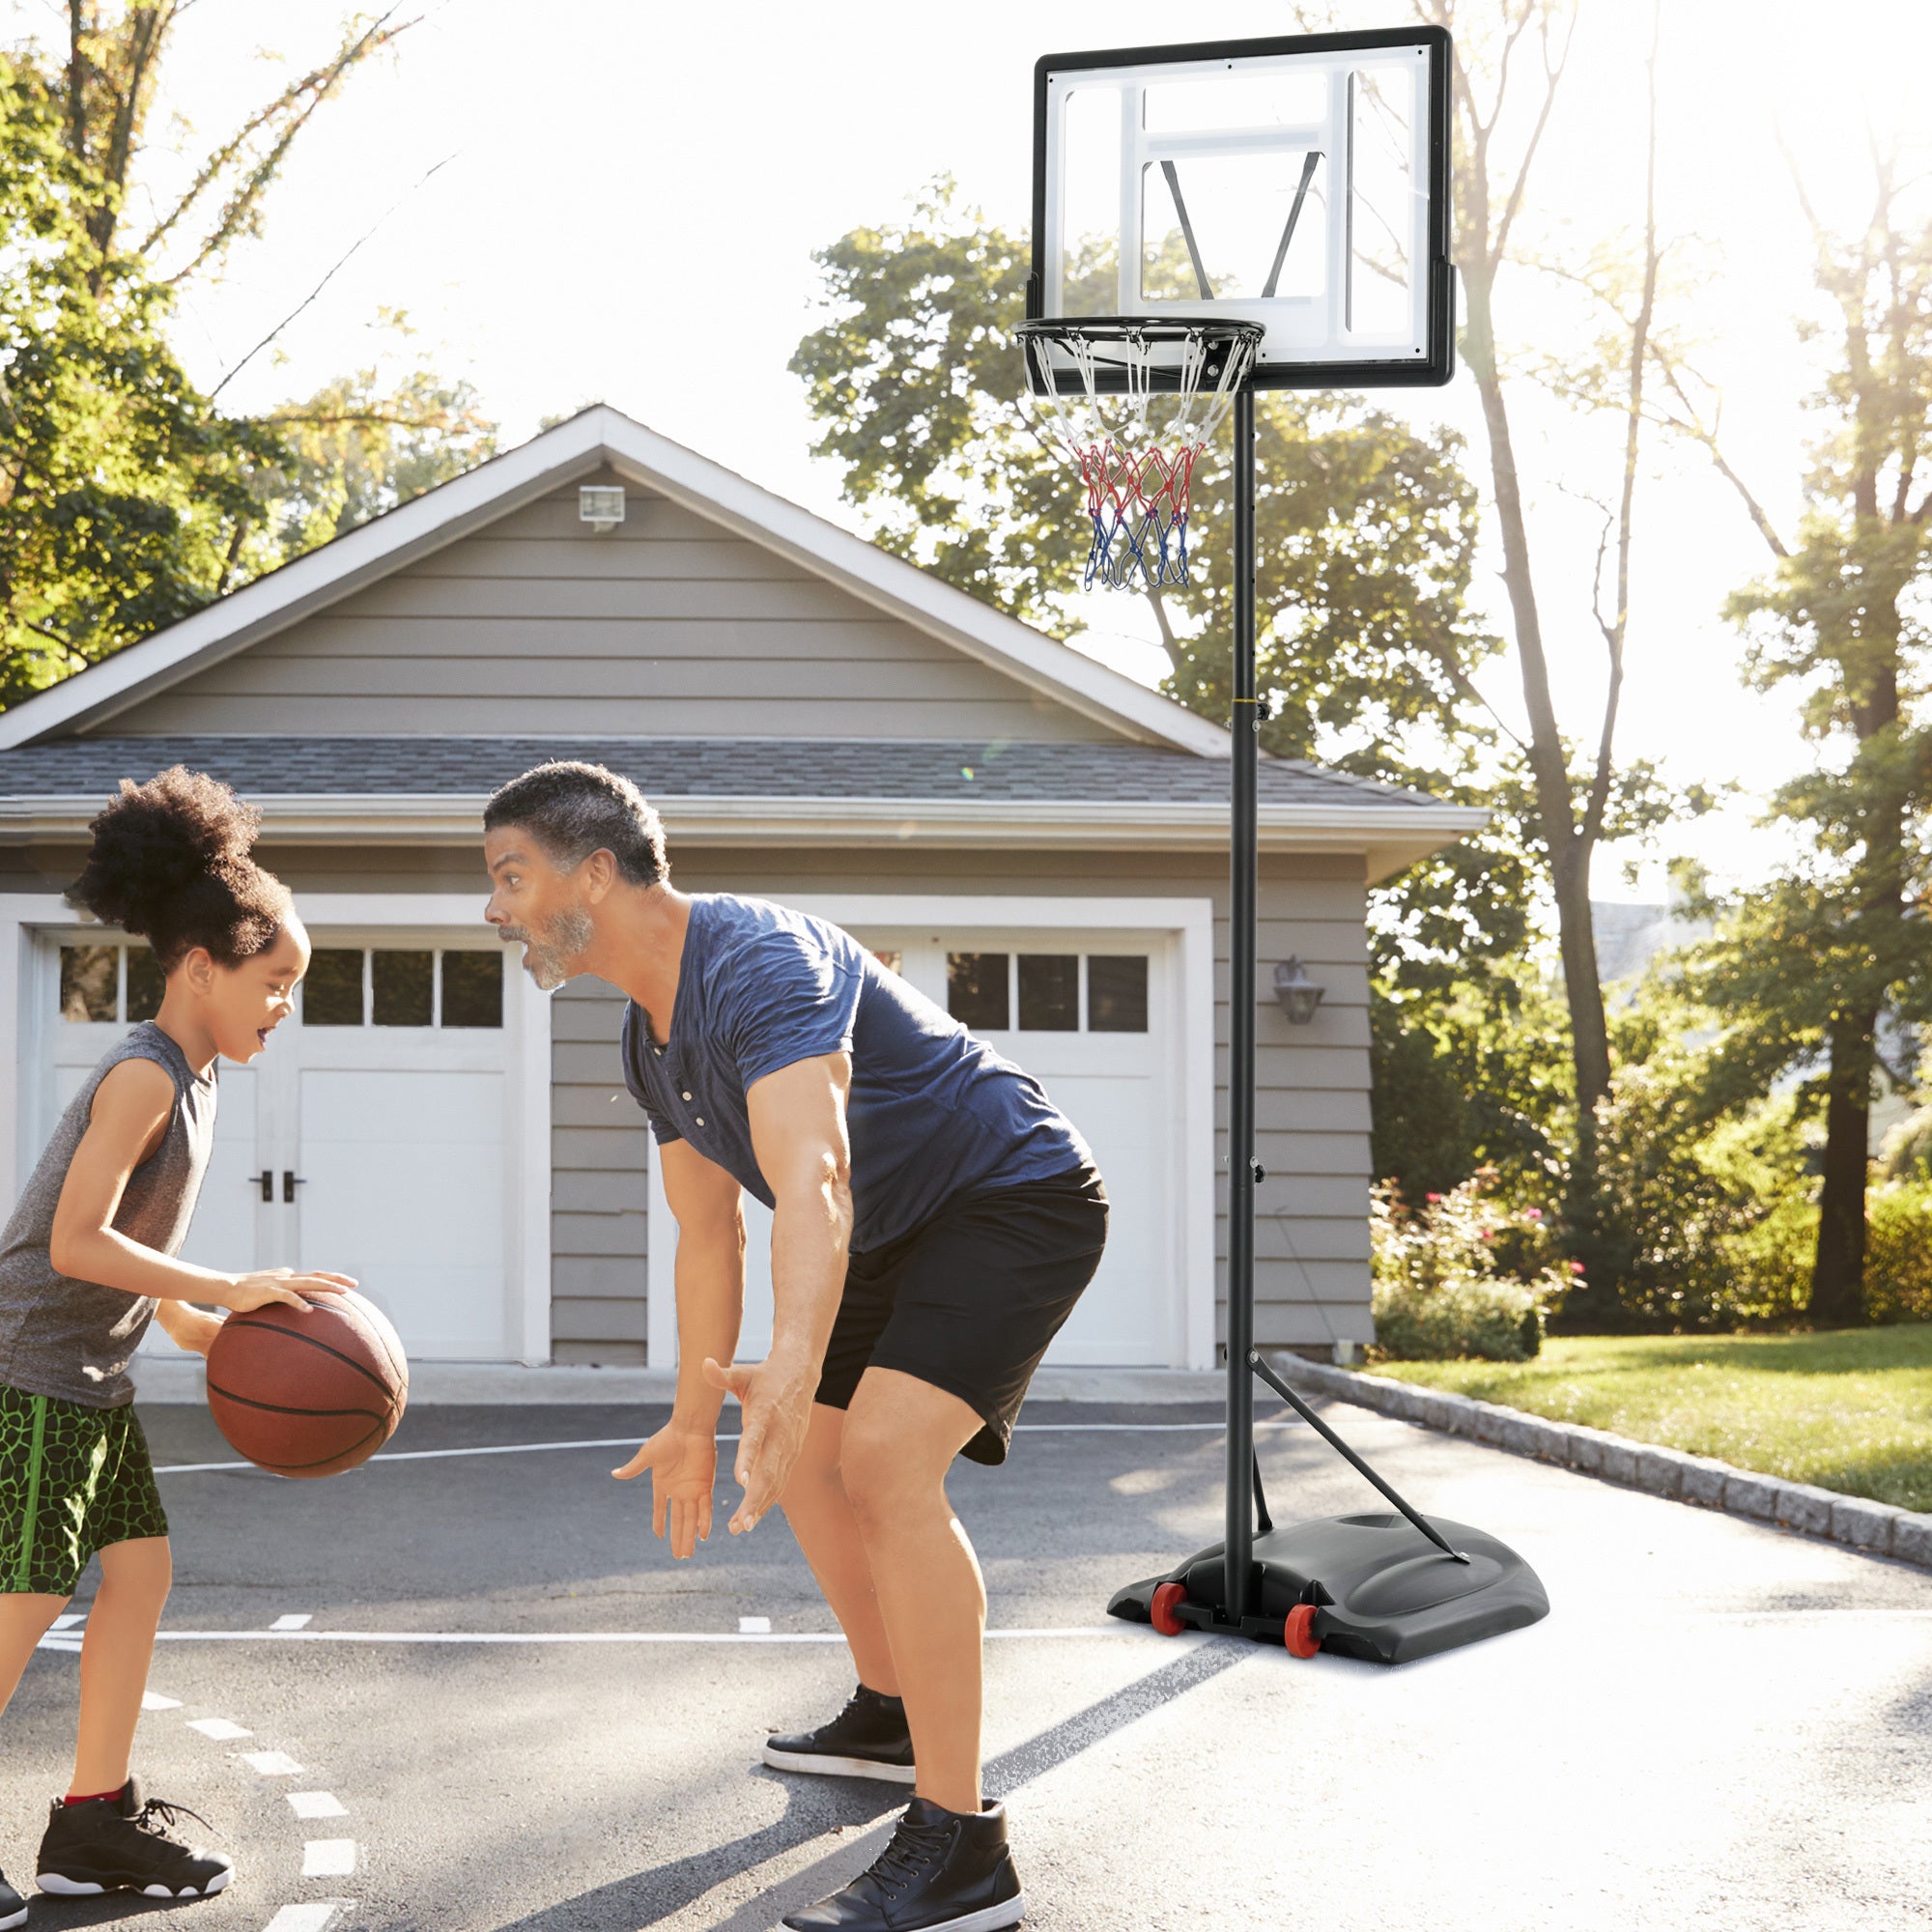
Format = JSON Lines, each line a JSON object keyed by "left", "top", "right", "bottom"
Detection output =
{"left": 66, "top": 767, "right": 294, "bottom": 971}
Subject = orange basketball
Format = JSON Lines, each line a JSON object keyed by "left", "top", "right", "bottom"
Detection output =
{"left": 206, "top": 1289, "right": 408, "bottom": 1478}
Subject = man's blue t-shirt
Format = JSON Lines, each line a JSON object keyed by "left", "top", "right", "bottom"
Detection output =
{"left": 619, "top": 895, "right": 1092, "bottom": 1252}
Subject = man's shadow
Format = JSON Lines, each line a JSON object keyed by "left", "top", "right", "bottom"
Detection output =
{"left": 493, "top": 1638, "right": 1249, "bottom": 1932}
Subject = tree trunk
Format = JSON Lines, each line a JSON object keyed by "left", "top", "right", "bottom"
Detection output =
{"left": 1810, "top": 1009, "right": 1875, "bottom": 1327}
{"left": 1459, "top": 257, "right": 1613, "bottom": 1120}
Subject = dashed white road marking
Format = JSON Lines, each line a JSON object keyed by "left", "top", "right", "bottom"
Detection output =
{"left": 270, "top": 1614, "right": 314, "bottom": 1632}
{"left": 262, "top": 1903, "right": 354, "bottom": 1932}
{"left": 287, "top": 1792, "right": 348, "bottom": 1820}
{"left": 300, "top": 1840, "right": 356, "bottom": 1878}
{"left": 241, "top": 1750, "right": 304, "bottom": 1776}
{"left": 739, "top": 1615, "right": 772, "bottom": 1634}
{"left": 141, "top": 1690, "right": 183, "bottom": 1711}
{"left": 50, "top": 1613, "right": 84, "bottom": 1631}
{"left": 186, "top": 1717, "right": 251, "bottom": 1740}
{"left": 150, "top": 1414, "right": 1310, "bottom": 1475}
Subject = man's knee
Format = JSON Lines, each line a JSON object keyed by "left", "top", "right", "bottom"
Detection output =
{"left": 839, "top": 1419, "right": 935, "bottom": 1535}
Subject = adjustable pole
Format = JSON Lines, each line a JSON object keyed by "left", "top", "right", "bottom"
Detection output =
{"left": 1224, "top": 384, "right": 1259, "bottom": 1626}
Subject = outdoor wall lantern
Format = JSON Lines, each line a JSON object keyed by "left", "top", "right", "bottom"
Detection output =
{"left": 1272, "top": 957, "right": 1324, "bottom": 1025}
{"left": 579, "top": 485, "right": 626, "bottom": 533}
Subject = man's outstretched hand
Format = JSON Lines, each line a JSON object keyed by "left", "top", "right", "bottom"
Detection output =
{"left": 702, "top": 1353, "right": 816, "bottom": 1535}
{"left": 611, "top": 1421, "right": 718, "bottom": 1560}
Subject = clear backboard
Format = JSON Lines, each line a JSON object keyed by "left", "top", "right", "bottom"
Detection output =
{"left": 1026, "top": 26, "right": 1454, "bottom": 392}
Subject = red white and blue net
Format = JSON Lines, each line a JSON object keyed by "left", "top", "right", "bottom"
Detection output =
{"left": 1018, "top": 319, "right": 1262, "bottom": 590}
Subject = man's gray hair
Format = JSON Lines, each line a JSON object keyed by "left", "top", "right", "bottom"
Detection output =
{"left": 483, "top": 761, "right": 668, "bottom": 886}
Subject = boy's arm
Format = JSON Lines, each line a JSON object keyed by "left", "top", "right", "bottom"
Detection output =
{"left": 48, "top": 1059, "right": 354, "bottom": 1316}
{"left": 610, "top": 1139, "right": 746, "bottom": 1558}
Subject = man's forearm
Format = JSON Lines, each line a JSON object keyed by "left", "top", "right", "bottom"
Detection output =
{"left": 767, "top": 1179, "right": 853, "bottom": 1378}
{"left": 673, "top": 1235, "right": 746, "bottom": 1424}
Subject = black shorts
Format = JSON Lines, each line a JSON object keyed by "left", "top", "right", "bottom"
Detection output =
{"left": 815, "top": 1165, "right": 1108, "bottom": 1466}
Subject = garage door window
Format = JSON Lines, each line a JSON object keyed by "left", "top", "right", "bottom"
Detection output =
{"left": 58, "top": 943, "right": 164, "bottom": 1024}
{"left": 947, "top": 952, "right": 1149, "bottom": 1034}
{"left": 1088, "top": 955, "right": 1149, "bottom": 1032}
{"left": 302, "top": 948, "right": 502, "bottom": 1029}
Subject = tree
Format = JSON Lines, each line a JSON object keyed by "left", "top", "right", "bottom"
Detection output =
{"left": 253, "top": 355, "right": 497, "bottom": 563}
{"left": 0, "top": 52, "right": 272, "bottom": 704}
{"left": 0, "top": 6, "right": 496, "bottom": 711}
{"left": 792, "top": 184, "right": 1551, "bottom": 1202}
{"left": 1673, "top": 166, "right": 1932, "bottom": 1324}
{"left": 51, "top": 3, "right": 419, "bottom": 287}
{"left": 1408, "top": 0, "right": 1691, "bottom": 1257}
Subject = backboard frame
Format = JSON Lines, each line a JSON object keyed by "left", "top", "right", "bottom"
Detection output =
{"left": 1026, "top": 25, "right": 1455, "bottom": 392}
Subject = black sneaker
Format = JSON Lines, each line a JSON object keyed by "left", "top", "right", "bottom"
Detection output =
{"left": 36, "top": 1779, "right": 233, "bottom": 1899}
{"left": 0, "top": 1865, "right": 24, "bottom": 1929}
{"left": 764, "top": 1682, "right": 917, "bottom": 1784}
{"left": 781, "top": 1797, "right": 1024, "bottom": 1932}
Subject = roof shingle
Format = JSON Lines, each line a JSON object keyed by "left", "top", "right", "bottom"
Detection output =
{"left": 0, "top": 735, "right": 1455, "bottom": 812}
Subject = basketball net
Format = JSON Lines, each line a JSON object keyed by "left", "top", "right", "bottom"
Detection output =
{"left": 1019, "top": 321, "right": 1262, "bottom": 591}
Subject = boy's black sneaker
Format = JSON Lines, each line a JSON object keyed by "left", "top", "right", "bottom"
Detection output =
{"left": 763, "top": 1683, "right": 917, "bottom": 1783}
{"left": 0, "top": 1865, "right": 25, "bottom": 1929}
{"left": 782, "top": 1797, "right": 1024, "bottom": 1932}
{"left": 36, "top": 1779, "right": 233, "bottom": 1899}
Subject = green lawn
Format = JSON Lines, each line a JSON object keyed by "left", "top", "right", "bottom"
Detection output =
{"left": 1364, "top": 1326, "right": 1932, "bottom": 1514}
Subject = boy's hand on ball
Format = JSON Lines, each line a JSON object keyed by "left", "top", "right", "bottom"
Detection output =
{"left": 611, "top": 1422, "right": 717, "bottom": 1558}
{"left": 702, "top": 1354, "right": 814, "bottom": 1536}
{"left": 217, "top": 1268, "right": 358, "bottom": 1314}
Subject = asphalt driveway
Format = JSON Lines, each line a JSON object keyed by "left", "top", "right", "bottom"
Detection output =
{"left": 0, "top": 1397, "right": 1925, "bottom": 1931}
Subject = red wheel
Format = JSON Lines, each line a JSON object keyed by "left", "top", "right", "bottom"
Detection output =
{"left": 1283, "top": 1604, "right": 1321, "bottom": 1659}
{"left": 1150, "top": 1581, "right": 1187, "bottom": 1636}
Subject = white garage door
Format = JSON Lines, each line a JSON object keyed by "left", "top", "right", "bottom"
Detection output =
{"left": 652, "top": 925, "right": 1179, "bottom": 1369}
{"left": 44, "top": 933, "right": 521, "bottom": 1361}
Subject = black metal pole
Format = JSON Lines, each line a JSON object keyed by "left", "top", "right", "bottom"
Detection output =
{"left": 1224, "top": 384, "right": 1259, "bottom": 1626}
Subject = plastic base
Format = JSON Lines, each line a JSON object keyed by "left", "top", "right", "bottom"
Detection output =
{"left": 1108, "top": 1511, "right": 1548, "bottom": 1665}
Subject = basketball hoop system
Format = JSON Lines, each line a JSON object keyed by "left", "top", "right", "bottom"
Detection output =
{"left": 1017, "top": 317, "right": 1264, "bottom": 590}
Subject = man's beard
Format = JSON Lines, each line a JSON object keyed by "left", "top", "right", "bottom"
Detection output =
{"left": 501, "top": 907, "right": 594, "bottom": 992}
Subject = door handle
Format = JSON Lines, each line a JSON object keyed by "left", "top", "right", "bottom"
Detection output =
{"left": 253, "top": 1170, "right": 272, "bottom": 1203}
{"left": 282, "top": 1172, "right": 307, "bottom": 1205}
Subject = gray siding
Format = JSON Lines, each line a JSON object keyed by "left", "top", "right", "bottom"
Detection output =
{"left": 549, "top": 978, "right": 648, "bottom": 1363}
{"left": 105, "top": 474, "right": 1122, "bottom": 744}
{"left": 554, "top": 845, "right": 1373, "bottom": 1362}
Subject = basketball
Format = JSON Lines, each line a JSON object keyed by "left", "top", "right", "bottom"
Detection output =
{"left": 206, "top": 1289, "right": 409, "bottom": 1478}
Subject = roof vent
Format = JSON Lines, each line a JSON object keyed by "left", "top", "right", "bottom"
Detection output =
{"left": 579, "top": 485, "right": 626, "bottom": 534}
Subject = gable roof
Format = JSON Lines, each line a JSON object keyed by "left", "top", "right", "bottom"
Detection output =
{"left": 0, "top": 407, "right": 1230, "bottom": 758}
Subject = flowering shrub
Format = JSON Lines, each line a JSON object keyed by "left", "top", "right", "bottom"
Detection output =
{"left": 1370, "top": 1172, "right": 1574, "bottom": 1362}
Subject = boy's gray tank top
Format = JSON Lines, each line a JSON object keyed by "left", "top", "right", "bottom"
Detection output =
{"left": 0, "top": 1022, "right": 216, "bottom": 1408}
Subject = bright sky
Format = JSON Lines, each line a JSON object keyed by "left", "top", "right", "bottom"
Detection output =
{"left": 11, "top": 0, "right": 1928, "bottom": 906}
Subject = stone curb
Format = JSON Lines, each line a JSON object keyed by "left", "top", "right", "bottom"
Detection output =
{"left": 1271, "top": 1355, "right": 1932, "bottom": 1574}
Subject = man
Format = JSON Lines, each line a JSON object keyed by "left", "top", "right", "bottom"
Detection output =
{"left": 482, "top": 761, "right": 1106, "bottom": 1932}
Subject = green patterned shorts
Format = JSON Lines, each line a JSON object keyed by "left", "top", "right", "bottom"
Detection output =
{"left": 0, "top": 1383, "right": 168, "bottom": 1597}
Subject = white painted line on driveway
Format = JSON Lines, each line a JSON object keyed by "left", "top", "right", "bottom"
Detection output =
{"left": 141, "top": 1690, "right": 183, "bottom": 1711}
{"left": 270, "top": 1614, "right": 313, "bottom": 1631}
{"left": 49, "top": 1613, "right": 84, "bottom": 1631}
{"left": 262, "top": 1903, "right": 354, "bottom": 1932}
{"left": 150, "top": 1415, "right": 1310, "bottom": 1474}
{"left": 287, "top": 1792, "right": 348, "bottom": 1820}
{"left": 154, "top": 1625, "right": 1143, "bottom": 1646}
{"left": 241, "top": 1750, "right": 304, "bottom": 1776}
{"left": 739, "top": 1616, "right": 772, "bottom": 1634}
{"left": 300, "top": 1840, "right": 356, "bottom": 1878}
{"left": 187, "top": 1718, "right": 251, "bottom": 1740}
